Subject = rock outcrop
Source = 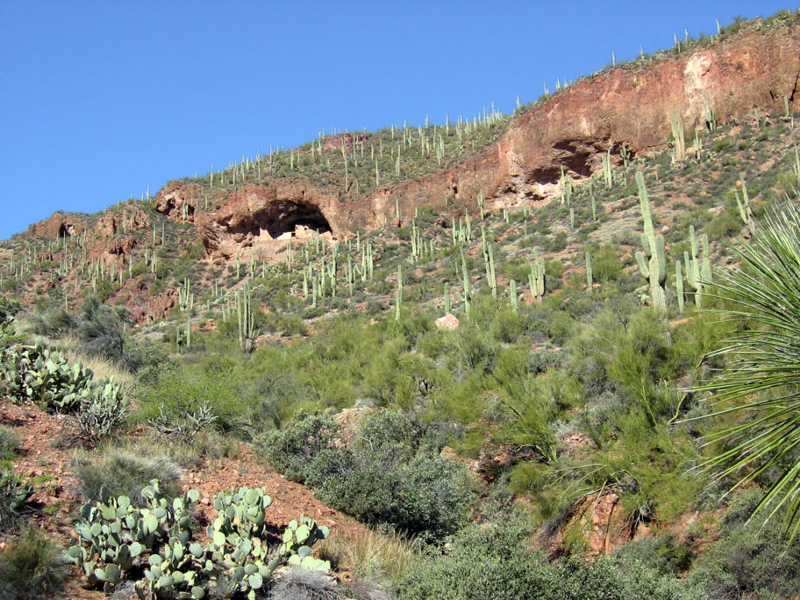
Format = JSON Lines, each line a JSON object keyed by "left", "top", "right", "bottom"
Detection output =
{"left": 357, "top": 23, "right": 800, "bottom": 221}
{"left": 183, "top": 23, "right": 800, "bottom": 260}
{"left": 195, "top": 183, "right": 344, "bottom": 259}
{"left": 27, "top": 212, "right": 87, "bottom": 239}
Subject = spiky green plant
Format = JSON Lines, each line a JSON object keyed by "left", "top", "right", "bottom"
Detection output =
{"left": 694, "top": 203, "right": 800, "bottom": 540}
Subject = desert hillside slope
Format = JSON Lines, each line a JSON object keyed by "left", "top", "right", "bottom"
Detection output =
{"left": 2, "top": 12, "right": 800, "bottom": 600}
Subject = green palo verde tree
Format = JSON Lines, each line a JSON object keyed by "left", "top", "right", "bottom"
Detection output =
{"left": 694, "top": 203, "right": 800, "bottom": 540}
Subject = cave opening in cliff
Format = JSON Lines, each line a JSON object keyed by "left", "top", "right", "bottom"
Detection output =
{"left": 262, "top": 201, "right": 332, "bottom": 239}
{"left": 58, "top": 223, "right": 73, "bottom": 238}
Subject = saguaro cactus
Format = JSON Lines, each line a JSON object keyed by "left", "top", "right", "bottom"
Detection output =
{"left": 237, "top": 283, "right": 256, "bottom": 354}
{"left": 634, "top": 172, "right": 667, "bottom": 311}
{"left": 585, "top": 251, "right": 593, "bottom": 289}
{"left": 395, "top": 265, "right": 403, "bottom": 321}
{"left": 684, "top": 225, "right": 712, "bottom": 308}
{"left": 509, "top": 279, "right": 518, "bottom": 313}
{"left": 529, "top": 251, "right": 545, "bottom": 303}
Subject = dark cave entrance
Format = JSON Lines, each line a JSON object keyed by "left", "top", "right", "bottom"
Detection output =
{"left": 58, "top": 223, "right": 74, "bottom": 238}
{"left": 262, "top": 201, "right": 333, "bottom": 239}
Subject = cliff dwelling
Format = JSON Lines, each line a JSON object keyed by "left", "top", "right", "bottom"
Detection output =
{"left": 261, "top": 200, "right": 333, "bottom": 240}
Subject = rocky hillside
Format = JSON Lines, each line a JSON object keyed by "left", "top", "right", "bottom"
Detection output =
{"left": 2, "top": 12, "right": 800, "bottom": 600}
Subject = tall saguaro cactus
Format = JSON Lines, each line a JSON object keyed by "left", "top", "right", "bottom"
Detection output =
{"left": 635, "top": 172, "right": 667, "bottom": 311}
{"left": 529, "top": 251, "right": 545, "bottom": 303}
{"left": 684, "top": 225, "right": 712, "bottom": 308}
{"left": 395, "top": 265, "right": 403, "bottom": 321}
{"left": 237, "top": 283, "right": 256, "bottom": 354}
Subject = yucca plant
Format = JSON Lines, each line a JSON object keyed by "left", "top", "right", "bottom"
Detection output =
{"left": 695, "top": 202, "right": 800, "bottom": 539}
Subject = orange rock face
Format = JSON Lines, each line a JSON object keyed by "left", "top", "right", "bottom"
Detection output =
{"left": 26, "top": 212, "right": 87, "bottom": 239}
{"left": 152, "top": 180, "right": 198, "bottom": 222}
{"left": 356, "top": 23, "right": 800, "bottom": 220}
{"left": 187, "top": 24, "right": 800, "bottom": 259}
{"left": 195, "top": 183, "right": 343, "bottom": 259}
{"left": 96, "top": 208, "right": 151, "bottom": 237}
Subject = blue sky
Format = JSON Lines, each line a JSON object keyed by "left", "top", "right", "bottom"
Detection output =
{"left": 0, "top": 1, "right": 794, "bottom": 241}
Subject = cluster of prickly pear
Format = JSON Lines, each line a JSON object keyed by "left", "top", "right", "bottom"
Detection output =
{"left": 208, "top": 486, "right": 271, "bottom": 542}
{"left": 280, "top": 516, "right": 331, "bottom": 572}
{"left": 74, "top": 378, "right": 129, "bottom": 435}
{"left": 65, "top": 481, "right": 199, "bottom": 595}
{"left": 69, "top": 483, "right": 330, "bottom": 599}
{"left": 203, "top": 487, "right": 283, "bottom": 598}
{"left": 141, "top": 531, "right": 207, "bottom": 600}
{"left": 1, "top": 338, "right": 129, "bottom": 422}
{"left": 1, "top": 338, "right": 91, "bottom": 411}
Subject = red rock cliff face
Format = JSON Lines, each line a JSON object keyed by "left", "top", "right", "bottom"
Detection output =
{"left": 359, "top": 23, "right": 800, "bottom": 221}
{"left": 175, "top": 23, "right": 800, "bottom": 258}
{"left": 195, "top": 183, "right": 345, "bottom": 259}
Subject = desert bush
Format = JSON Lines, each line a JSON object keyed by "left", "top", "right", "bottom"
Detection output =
{"left": 0, "top": 527, "right": 68, "bottom": 600}
{"left": 262, "top": 413, "right": 340, "bottom": 482}
{"left": 134, "top": 358, "right": 251, "bottom": 436}
{"left": 268, "top": 567, "right": 343, "bottom": 600}
{"left": 0, "top": 297, "right": 20, "bottom": 325}
{"left": 69, "top": 445, "right": 183, "bottom": 504}
{"left": 77, "top": 295, "right": 125, "bottom": 360}
{"left": 27, "top": 307, "right": 77, "bottom": 338}
{"left": 0, "top": 472, "right": 33, "bottom": 530}
{"left": 265, "top": 411, "right": 472, "bottom": 543}
{"left": 310, "top": 446, "right": 471, "bottom": 542}
{"left": 397, "top": 524, "right": 558, "bottom": 600}
{"left": 687, "top": 488, "right": 800, "bottom": 599}
{"left": 0, "top": 426, "right": 21, "bottom": 460}
{"left": 398, "top": 523, "right": 702, "bottom": 600}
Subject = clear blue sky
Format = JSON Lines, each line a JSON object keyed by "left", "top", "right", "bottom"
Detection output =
{"left": 0, "top": 1, "right": 794, "bottom": 241}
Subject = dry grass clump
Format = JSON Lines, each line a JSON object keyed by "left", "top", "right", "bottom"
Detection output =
{"left": 317, "top": 527, "right": 421, "bottom": 584}
{"left": 69, "top": 441, "right": 183, "bottom": 503}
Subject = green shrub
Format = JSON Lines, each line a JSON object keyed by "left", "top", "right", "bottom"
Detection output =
{"left": 77, "top": 295, "right": 125, "bottom": 361}
{"left": 134, "top": 358, "right": 251, "bottom": 436}
{"left": 0, "top": 527, "right": 68, "bottom": 600}
{"left": 397, "top": 524, "right": 559, "bottom": 600}
{"left": 27, "top": 308, "right": 77, "bottom": 337}
{"left": 69, "top": 446, "right": 183, "bottom": 504}
{"left": 310, "top": 446, "right": 471, "bottom": 542}
{"left": 687, "top": 489, "right": 800, "bottom": 599}
{"left": 0, "top": 296, "right": 20, "bottom": 325}
{"left": 398, "top": 524, "right": 702, "bottom": 600}
{"left": 262, "top": 413, "right": 340, "bottom": 482}
{"left": 266, "top": 411, "right": 472, "bottom": 542}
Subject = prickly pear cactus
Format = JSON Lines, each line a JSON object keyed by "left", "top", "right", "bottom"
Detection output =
{"left": 68, "top": 482, "right": 332, "bottom": 599}
{"left": 280, "top": 516, "right": 331, "bottom": 572}
{"left": 65, "top": 480, "right": 199, "bottom": 595}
